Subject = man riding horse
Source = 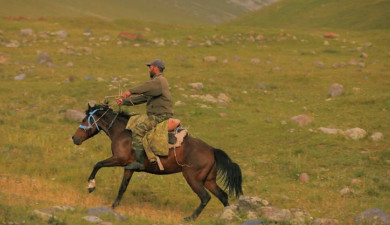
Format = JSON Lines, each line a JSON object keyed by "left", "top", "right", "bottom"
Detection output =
{"left": 116, "top": 59, "right": 173, "bottom": 171}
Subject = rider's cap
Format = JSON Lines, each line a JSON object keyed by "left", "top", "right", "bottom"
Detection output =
{"left": 146, "top": 59, "right": 165, "bottom": 71}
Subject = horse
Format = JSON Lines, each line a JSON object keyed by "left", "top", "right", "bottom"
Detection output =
{"left": 71, "top": 103, "right": 243, "bottom": 220}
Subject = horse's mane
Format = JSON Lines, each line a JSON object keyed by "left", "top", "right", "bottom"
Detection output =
{"left": 87, "top": 104, "right": 132, "bottom": 121}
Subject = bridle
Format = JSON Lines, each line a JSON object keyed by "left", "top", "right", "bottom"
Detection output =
{"left": 79, "top": 108, "right": 116, "bottom": 132}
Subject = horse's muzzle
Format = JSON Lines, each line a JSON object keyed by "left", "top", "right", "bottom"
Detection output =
{"left": 72, "top": 136, "right": 82, "bottom": 145}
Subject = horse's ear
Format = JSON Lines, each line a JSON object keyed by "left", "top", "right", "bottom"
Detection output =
{"left": 88, "top": 100, "right": 96, "bottom": 108}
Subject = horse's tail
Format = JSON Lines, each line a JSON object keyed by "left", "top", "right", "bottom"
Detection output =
{"left": 214, "top": 148, "right": 243, "bottom": 198}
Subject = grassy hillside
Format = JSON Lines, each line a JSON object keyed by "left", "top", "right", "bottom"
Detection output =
{"left": 227, "top": 0, "right": 390, "bottom": 30}
{"left": 0, "top": 0, "right": 257, "bottom": 25}
{"left": 1, "top": 14, "right": 390, "bottom": 224}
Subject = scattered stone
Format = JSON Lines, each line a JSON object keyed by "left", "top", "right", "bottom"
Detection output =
{"left": 64, "top": 109, "right": 85, "bottom": 122}
{"left": 370, "top": 132, "right": 383, "bottom": 142}
{"left": 340, "top": 187, "right": 354, "bottom": 197}
{"left": 349, "top": 59, "right": 358, "bottom": 66}
{"left": 260, "top": 206, "right": 291, "bottom": 222}
{"left": 344, "top": 128, "right": 367, "bottom": 140}
{"left": 363, "top": 42, "right": 372, "bottom": 47}
{"left": 238, "top": 195, "right": 270, "bottom": 213}
{"left": 360, "top": 52, "right": 368, "bottom": 58}
{"left": 290, "top": 114, "right": 313, "bottom": 126}
{"left": 57, "top": 30, "right": 67, "bottom": 38}
{"left": 82, "top": 215, "right": 102, "bottom": 223}
{"left": 251, "top": 58, "right": 260, "bottom": 64}
{"left": 203, "top": 56, "right": 217, "bottom": 62}
{"left": 314, "top": 61, "right": 325, "bottom": 68}
{"left": 318, "top": 127, "right": 343, "bottom": 135}
{"left": 352, "top": 87, "right": 361, "bottom": 93}
{"left": 14, "top": 74, "right": 26, "bottom": 80}
{"left": 20, "top": 28, "right": 34, "bottom": 36}
{"left": 232, "top": 56, "right": 241, "bottom": 62}
{"left": 66, "top": 61, "right": 74, "bottom": 67}
{"left": 5, "top": 40, "right": 20, "bottom": 48}
{"left": 324, "top": 32, "right": 338, "bottom": 38}
{"left": 87, "top": 206, "right": 126, "bottom": 221}
{"left": 299, "top": 173, "right": 309, "bottom": 183}
{"left": 328, "top": 83, "right": 344, "bottom": 97}
{"left": 355, "top": 209, "right": 390, "bottom": 225}
{"left": 273, "top": 67, "right": 281, "bottom": 71}
{"left": 258, "top": 83, "right": 266, "bottom": 90}
{"left": 332, "top": 62, "right": 346, "bottom": 68}
{"left": 175, "top": 101, "right": 186, "bottom": 106}
{"left": 312, "top": 218, "right": 339, "bottom": 225}
{"left": 189, "top": 82, "right": 204, "bottom": 90}
{"left": 33, "top": 205, "right": 75, "bottom": 220}
{"left": 290, "top": 208, "right": 313, "bottom": 224}
{"left": 240, "top": 220, "right": 263, "bottom": 225}
{"left": 256, "top": 34, "right": 264, "bottom": 41}
{"left": 223, "top": 58, "right": 229, "bottom": 63}
{"left": 88, "top": 206, "right": 114, "bottom": 215}
{"left": 217, "top": 93, "right": 230, "bottom": 103}
{"left": 220, "top": 205, "right": 239, "bottom": 222}
{"left": 84, "top": 75, "right": 94, "bottom": 80}
{"left": 36, "top": 53, "right": 52, "bottom": 64}
{"left": 83, "top": 30, "right": 93, "bottom": 36}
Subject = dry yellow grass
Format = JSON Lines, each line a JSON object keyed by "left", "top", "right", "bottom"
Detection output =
{"left": 0, "top": 173, "right": 184, "bottom": 223}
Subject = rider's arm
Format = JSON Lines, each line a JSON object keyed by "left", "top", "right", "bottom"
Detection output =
{"left": 128, "top": 77, "right": 162, "bottom": 96}
{"left": 123, "top": 95, "right": 148, "bottom": 105}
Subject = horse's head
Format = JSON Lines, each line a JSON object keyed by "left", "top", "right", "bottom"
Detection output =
{"left": 72, "top": 103, "right": 110, "bottom": 145}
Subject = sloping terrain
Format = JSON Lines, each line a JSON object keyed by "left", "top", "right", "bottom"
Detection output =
{"left": 0, "top": 0, "right": 278, "bottom": 25}
{"left": 227, "top": 0, "right": 390, "bottom": 30}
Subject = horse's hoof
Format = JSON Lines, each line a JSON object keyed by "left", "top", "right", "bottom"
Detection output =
{"left": 184, "top": 216, "right": 194, "bottom": 221}
{"left": 88, "top": 187, "right": 95, "bottom": 193}
{"left": 88, "top": 179, "right": 96, "bottom": 193}
{"left": 112, "top": 201, "right": 119, "bottom": 208}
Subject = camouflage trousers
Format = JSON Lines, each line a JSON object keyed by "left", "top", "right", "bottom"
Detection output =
{"left": 132, "top": 114, "right": 172, "bottom": 151}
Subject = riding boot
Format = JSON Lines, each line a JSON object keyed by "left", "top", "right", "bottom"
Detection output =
{"left": 125, "top": 150, "right": 145, "bottom": 171}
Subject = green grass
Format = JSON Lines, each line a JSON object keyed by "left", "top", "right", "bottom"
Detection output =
{"left": 0, "top": 9, "right": 390, "bottom": 225}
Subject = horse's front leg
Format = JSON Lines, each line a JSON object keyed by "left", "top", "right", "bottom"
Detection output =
{"left": 112, "top": 169, "right": 134, "bottom": 208}
{"left": 88, "top": 156, "right": 121, "bottom": 193}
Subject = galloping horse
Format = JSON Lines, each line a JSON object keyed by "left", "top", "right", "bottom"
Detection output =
{"left": 71, "top": 104, "right": 243, "bottom": 220}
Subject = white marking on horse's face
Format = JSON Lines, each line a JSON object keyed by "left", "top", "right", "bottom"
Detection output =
{"left": 88, "top": 179, "right": 96, "bottom": 188}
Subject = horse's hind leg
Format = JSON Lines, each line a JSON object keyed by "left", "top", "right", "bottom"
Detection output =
{"left": 88, "top": 156, "right": 122, "bottom": 193}
{"left": 204, "top": 165, "right": 229, "bottom": 207}
{"left": 112, "top": 169, "right": 134, "bottom": 208}
{"left": 183, "top": 171, "right": 211, "bottom": 221}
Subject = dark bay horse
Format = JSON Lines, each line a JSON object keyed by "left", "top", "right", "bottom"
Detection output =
{"left": 71, "top": 104, "right": 243, "bottom": 220}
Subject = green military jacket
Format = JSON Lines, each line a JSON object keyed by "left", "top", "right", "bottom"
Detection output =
{"left": 123, "top": 73, "right": 173, "bottom": 116}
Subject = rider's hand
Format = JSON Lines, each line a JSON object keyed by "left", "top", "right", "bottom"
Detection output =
{"left": 116, "top": 98, "right": 123, "bottom": 106}
{"left": 122, "top": 90, "right": 131, "bottom": 98}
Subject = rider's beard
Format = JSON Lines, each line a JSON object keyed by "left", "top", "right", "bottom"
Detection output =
{"left": 149, "top": 70, "right": 156, "bottom": 79}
